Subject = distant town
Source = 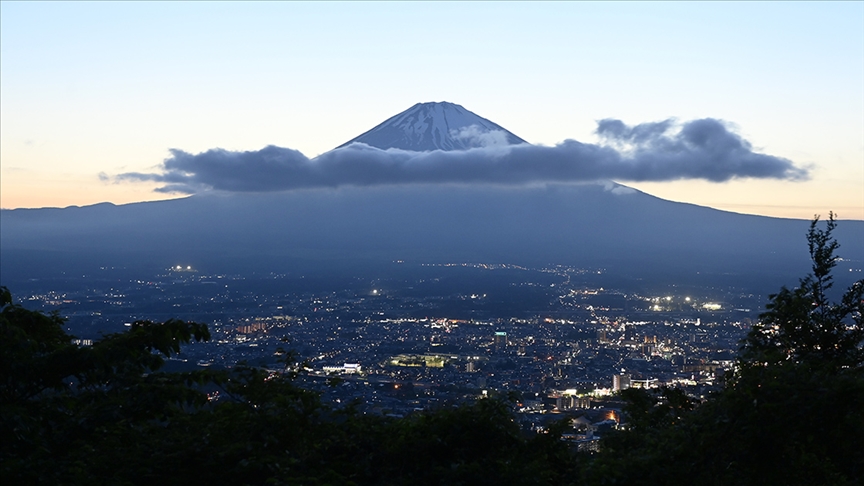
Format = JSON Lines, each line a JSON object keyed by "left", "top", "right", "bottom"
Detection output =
{"left": 13, "top": 260, "right": 770, "bottom": 444}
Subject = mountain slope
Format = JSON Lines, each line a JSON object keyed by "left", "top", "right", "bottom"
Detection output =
{"left": 3, "top": 182, "right": 862, "bottom": 292}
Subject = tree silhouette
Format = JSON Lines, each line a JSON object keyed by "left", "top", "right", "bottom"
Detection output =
{"left": 0, "top": 286, "right": 574, "bottom": 485}
{"left": 586, "top": 215, "right": 864, "bottom": 486}
{"left": 741, "top": 213, "right": 864, "bottom": 369}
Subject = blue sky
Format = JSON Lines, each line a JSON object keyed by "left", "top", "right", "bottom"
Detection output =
{"left": 2, "top": 2, "right": 862, "bottom": 219}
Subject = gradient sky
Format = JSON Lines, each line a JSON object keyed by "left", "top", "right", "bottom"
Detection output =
{"left": 2, "top": 2, "right": 862, "bottom": 219}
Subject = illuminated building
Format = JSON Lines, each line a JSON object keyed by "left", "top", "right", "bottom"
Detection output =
{"left": 612, "top": 373, "right": 631, "bottom": 391}
{"left": 494, "top": 331, "right": 507, "bottom": 353}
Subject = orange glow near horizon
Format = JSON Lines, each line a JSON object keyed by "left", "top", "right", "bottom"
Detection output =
{"left": 3, "top": 184, "right": 859, "bottom": 221}
{"left": 0, "top": 174, "right": 179, "bottom": 209}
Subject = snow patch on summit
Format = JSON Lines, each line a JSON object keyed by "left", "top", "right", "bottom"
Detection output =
{"left": 336, "top": 102, "right": 527, "bottom": 152}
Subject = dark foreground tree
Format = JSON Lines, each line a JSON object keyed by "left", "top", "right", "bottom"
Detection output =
{"left": 0, "top": 287, "right": 216, "bottom": 483}
{"left": 741, "top": 213, "right": 864, "bottom": 369}
{"left": 585, "top": 214, "right": 864, "bottom": 486}
{"left": 0, "top": 287, "right": 573, "bottom": 485}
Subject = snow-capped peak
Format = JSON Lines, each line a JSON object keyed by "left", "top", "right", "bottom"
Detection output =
{"left": 336, "top": 101, "right": 528, "bottom": 151}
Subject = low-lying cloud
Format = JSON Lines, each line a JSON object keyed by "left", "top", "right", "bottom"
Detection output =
{"left": 110, "top": 118, "right": 808, "bottom": 194}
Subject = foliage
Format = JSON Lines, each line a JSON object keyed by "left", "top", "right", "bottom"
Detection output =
{"left": 741, "top": 213, "right": 864, "bottom": 369}
{"left": 584, "top": 215, "right": 864, "bottom": 486}
{"left": 366, "top": 398, "right": 578, "bottom": 486}
{"left": 0, "top": 286, "right": 574, "bottom": 485}
{"left": 1, "top": 288, "right": 213, "bottom": 484}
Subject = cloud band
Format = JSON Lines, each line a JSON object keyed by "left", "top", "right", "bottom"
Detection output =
{"left": 111, "top": 118, "right": 808, "bottom": 194}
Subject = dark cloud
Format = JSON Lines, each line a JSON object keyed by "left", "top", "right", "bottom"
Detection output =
{"left": 596, "top": 118, "right": 675, "bottom": 144}
{"left": 112, "top": 118, "right": 808, "bottom": 194}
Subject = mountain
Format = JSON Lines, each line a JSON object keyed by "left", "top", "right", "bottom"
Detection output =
{"left": 336, "top": 101, "right": 527, "bottom": 151}
{"left": 2, "top": 103, "right": 862, "bottom": 293}
{"left": 4, "top": 182, "right": 862, "bottom": 292}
